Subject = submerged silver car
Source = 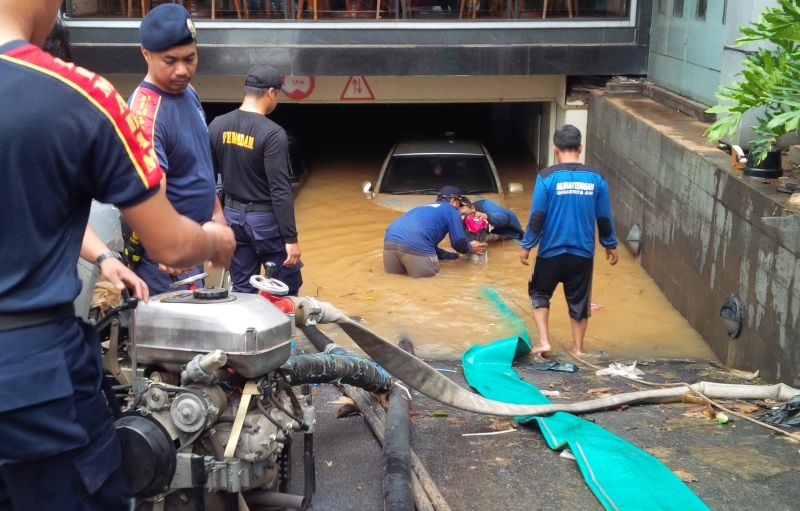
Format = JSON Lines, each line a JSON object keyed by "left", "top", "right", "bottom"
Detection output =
{"left": 363, "top": 139, "right": 522, "bottom": 211}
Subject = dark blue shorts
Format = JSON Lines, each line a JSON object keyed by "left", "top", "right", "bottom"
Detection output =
{"left": 224, "top": 205, "right": 302, "bottom": 296}
{"left": 0, "top": 317, "right": 130, "bottom": 510}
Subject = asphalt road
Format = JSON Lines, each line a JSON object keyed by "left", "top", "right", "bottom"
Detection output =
{"left": 292, "top": 356, "right": 799, "bottom": 511}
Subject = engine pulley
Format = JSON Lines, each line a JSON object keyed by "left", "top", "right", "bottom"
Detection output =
{"left": 170, "top": 392, "right": 208, "bottom": 433}
{"left": 115, "top": 413, "right": 177, "bottom": 497}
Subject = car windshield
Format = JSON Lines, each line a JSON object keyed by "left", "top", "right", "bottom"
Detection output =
{"left": 379, "top": 154, "right": 498, "bottom": 194}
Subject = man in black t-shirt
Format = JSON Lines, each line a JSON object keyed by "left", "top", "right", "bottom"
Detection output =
{"left": 209, "top": 64, "right": 303, "bottom": 295}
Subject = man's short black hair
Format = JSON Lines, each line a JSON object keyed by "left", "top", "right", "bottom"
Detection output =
{"left": 244, "top": 85, "right": 269, "bottom": 98}
{"left": 43, "top": 22, "right": 72, "bottom": 62}
{"left": 554, "top": 124, "right": 582, "bottom": 151}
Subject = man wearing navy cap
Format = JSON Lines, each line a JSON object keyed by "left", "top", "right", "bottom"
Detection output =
{"left": 129, "top": 3, "right": 226, "bottom": 293}
{"left": 0, "top": 1, "right": 234, "bottom": 509}
{"left": 209, "top": 64, "right": 304, "bottom": 295}
{"left": 383, "top": 186, "right": 487, "bottom": 278}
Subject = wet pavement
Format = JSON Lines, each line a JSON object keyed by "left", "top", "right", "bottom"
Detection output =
{"left": 292, "top": 354, "right": 799, "bottom": 510}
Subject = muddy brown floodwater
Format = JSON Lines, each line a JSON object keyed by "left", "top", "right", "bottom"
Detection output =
{"left": 294, "top": 156, "right": 716, "bottom": 362}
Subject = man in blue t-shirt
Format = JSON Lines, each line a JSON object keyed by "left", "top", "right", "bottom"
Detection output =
{"left": 0, "top": 3, "right": 234, "bottom": 509}
{"left": 128, "top": 4, "right": 225, "bottom": 294}
{"left": 384, "top": 186, "right": 487, "bottom": 278}
{"left": 520, "top": 125, "right": 618, "bottom": 357}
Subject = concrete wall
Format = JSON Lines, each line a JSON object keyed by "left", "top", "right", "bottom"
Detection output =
{"left": 587, "top": 91, "right": 800, "bottom": 385}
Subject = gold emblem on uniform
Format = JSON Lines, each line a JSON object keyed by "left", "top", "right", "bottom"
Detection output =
{"left": 186, "top": 18, "right": 197, "bottom": 40}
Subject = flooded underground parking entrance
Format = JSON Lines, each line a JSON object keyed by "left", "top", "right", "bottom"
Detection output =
{"left": 204, "top": 100, "right": 716, "bottom": 363}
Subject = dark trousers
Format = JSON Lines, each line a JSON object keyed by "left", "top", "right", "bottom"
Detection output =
{"left": 225, "top": 205, "right": 303, "bottom": 296}
{"left": 529, "top": 253, "right": 593, "bottom": 320}
{"left": 0, "top": 318, "right": 130, "bottom": 510}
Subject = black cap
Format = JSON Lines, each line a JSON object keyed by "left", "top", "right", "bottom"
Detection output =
{"left": 438, "top": 186, "right": 463, "bottom": 200}
{"left": 245, "top": 64, "right": 286, "bottom": 92}
{"left": 139, "top": 4, "right": 196, "bottom": 52}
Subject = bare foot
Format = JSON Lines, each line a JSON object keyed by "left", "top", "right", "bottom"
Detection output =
{"left": 569, "top": 349, "right": 585, "bottom": 358}
{"left": 532, "top": 343, "right": 552, "bottom": 357}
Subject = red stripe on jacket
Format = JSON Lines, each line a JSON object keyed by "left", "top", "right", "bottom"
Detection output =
{"left": 2, "top": 44, "right": 163, "bottom": 189}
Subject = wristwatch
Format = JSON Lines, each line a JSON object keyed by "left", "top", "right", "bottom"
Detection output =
{"left": 96, "top": 250, "right": 122, "bottom": 267}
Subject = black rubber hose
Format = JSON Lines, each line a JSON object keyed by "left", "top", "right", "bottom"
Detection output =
{"left": 301, "top": 325, "right": 351, "bottom": 356}
{"left": 280, "top": 353, "right": 393, "bottom": 393}
{"left": 383, "top": 383, "right": 413, "bottom": 511}
{"left": 304, "top": 432, "right": 316, "bottom": 505}
{"left": 243, "top": 490, "right": 306, "bottom": 510}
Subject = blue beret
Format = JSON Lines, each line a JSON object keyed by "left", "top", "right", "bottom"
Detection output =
{"left": 139, "top": 4, "right": 196, "bottom": 52}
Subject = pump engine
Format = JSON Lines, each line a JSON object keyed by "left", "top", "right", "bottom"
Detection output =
{"left": 101, "top": 283, "right": 316, "bottom": 511}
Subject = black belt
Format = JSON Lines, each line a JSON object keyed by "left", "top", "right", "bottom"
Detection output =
{"left": 225, "top": 197, "right": 273, "bottom": 212}
{"left": 0, "top": 303, "right": 75, "bottom": 331}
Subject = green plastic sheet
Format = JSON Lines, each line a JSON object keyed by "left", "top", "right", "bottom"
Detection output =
{"left": 462, "top": 289, "right": 709, "bottom": 511}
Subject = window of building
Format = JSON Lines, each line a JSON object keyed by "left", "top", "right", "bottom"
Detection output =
{"left": 696, "top": 0, "right": 707, "bottom": 20}
{"left": 61, "top": 0, "right": 634, "bottom": 21}
{"left": 673, "top": 0, "right": 684, "bottom": 18}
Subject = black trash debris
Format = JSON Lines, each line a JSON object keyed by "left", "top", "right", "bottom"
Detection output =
{"left": 532, "top": 360, "right": 579, "bottom": 373}
{"left": 776, "top": 182, "right": 800, "bottom": 194}
{"left": 760, "top": 395, "right": 800, "bottom": 427}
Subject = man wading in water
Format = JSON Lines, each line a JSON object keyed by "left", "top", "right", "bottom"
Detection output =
{"left": 519, "top": 125, "right": 618, "bottom": 357}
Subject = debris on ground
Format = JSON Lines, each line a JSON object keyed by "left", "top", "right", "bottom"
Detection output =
{"left": 673, "top": 469, "right": 698, "bottom": 483}
{"left": 586, "top": 387, "right": 614, "bottom": 397}
{"left": 760, "top": 395, "right": 800, "bottom": 427}
{"left": 487, "top": 418, "right": 518, "bottom": 431}
{"left": 532, "top": 360, "right": 579, "bottom": 373}
{"left": 596, "top": 361, "right": 645, "bottom": 379}
{"left": 729, "top": 403, "right": 760, "bottom": 414}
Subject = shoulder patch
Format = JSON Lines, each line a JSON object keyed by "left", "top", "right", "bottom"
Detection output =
{"left": 1, "top": 44, "right": 162, "bottom": 190}
{"left": 130, "top": 86, "right": 162, "bottom": 144}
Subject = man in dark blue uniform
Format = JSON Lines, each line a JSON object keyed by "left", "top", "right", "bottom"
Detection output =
{"left": 383, "top": 186, "right": 488, "bottom": 278}
{"left": 0, "top": 2, "right": 234, "bottom": 509}
{"left": 471, "top": 198, "right": 525, "bottom": 240}
{"left": 128, "top": 4, "right": 225, "bottom": 294}
{"left": 209, "top": 64, "right": 304, "bottom": 295}
{"left": 520, "top": 125, "right": 618, "bottom": 357}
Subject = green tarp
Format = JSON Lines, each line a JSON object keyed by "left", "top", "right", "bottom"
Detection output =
{"left": 461, "top": 289, "right": 709, "bottom": 511}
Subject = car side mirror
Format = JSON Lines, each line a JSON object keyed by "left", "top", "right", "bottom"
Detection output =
{"left": 507, "top": 182, "right": 524, "bottom": 194}
{"left": 361, "top": 180, "right": 374, "bottom": 195}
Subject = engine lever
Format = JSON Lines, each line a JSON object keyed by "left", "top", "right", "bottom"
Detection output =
{"left": 95, "top": 288, "right": 139, "bottom": 333}
{"left": 120, "top": 288, "right": 139, "bottom": 308}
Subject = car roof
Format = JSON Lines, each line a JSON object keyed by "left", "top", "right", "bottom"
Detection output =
{"left": 392, "top": 139, "right": 485, "bottom": 157}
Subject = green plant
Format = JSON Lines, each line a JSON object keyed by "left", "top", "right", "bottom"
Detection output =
{"left": 705, "top": 0, "right": 800, "bottom": 163}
